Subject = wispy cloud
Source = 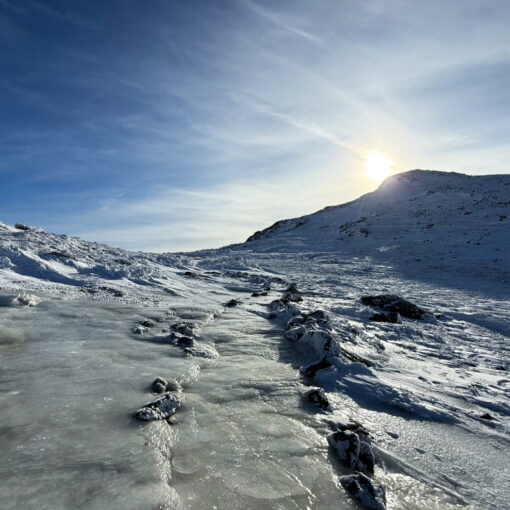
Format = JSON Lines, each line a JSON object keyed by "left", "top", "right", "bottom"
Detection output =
{"left": 241, "top": 0, "right": 321, "bottom": 44}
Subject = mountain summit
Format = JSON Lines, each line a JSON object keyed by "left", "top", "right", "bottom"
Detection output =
{"left": 244, "top": 170, "right": 510, "bottom": 281}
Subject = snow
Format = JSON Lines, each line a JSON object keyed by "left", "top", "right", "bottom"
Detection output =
{"left": 0, "top": 169, "right": 509, "bottom": 509}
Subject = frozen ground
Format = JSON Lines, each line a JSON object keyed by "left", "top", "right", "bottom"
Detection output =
{"left": 0, "top": 170, "right": 509, "bottom": 509}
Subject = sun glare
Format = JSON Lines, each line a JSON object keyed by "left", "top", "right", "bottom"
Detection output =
{"left": 364, "top": 152, "right": 393, "bottom": 181}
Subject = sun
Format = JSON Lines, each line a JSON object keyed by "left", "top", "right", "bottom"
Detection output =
{"left": 364, "top": 152, "right": 393, "bottom": 181}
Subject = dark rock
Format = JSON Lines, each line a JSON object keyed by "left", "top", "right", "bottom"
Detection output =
{"left": 224, "top": 299, "right": 241, "bottom": 307}
{"left": 135, "top": 393, "right": 181, "bottom": 421}
{"left": 305, "top": 388, "right": 331, "bottom": 411}
{"left": 152, "top": 377, "right": 168, "bottom": 394}
{"left": 166, "top": 380, "right": 182, "bottom": 392}
{"left": 495, "top": 365, "right": 507, "bottom": 371}
{"left": 171, "top": 322, "right": 196, "bottom": 337}
{"left": 369, "top": 311, "right": 401, "bottom": 324}
{"left": 251, "top": 291, "right": 268, "bottom": 297}
{"left": 140, "top": 319, "right": 155, "bottom": 328}
{"left": 288, "top": 310, "right": 330, "bottom": 330}
{"left": 481, "top": 413, "right": 493, "bottom": 420}
{"left": 361, "top": 295, "right": 431, "bottom": 320}
{"left": 184, "top": 271, "right": 199, "bottom": 278}
{"left": 174, "top": 335, "right": 194, "bottom": 346}
{"left": 282, "top": 283, "right": 303, "bottom": 303}
{"left": 14, "top": 223, "right": 30, "bottom": 230}
{"left": 328, "top": 425, "right": 375, "bottom": 475}
{"left": 43, "top": 250, "right": 76, "bottom": 260}
{"left": 301, "top": 356, "right": 333, "bottom": 378}
{"left": 340, "top": 473, "right": 386, "bottom": 510}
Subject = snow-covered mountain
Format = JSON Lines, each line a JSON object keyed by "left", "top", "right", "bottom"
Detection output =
{"left": 244, "top": 169, "right": 510, "bottom": 282}
{"left": 1, "top": 169, "right": 509, "bottom": 510}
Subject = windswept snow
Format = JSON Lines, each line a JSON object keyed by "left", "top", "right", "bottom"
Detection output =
{"left": 0, "top": 170, "right": 509, "bottom": 509}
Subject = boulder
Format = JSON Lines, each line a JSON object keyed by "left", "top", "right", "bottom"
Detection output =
{"left": 301, "top": 356, "right": 333, "bottom": 378}
{"left": 305, "top": 388, "right": 331, "bottom": 411}
{"left": 171, "top": 322, "right": 196, "bottom": 337}
{"left": 282, "top": 283, "right": 303, "bottom": 303}
{"left": 328, "top": 423, "right": 375, "bottom": 475}
{"left": 152, "top": 377, "right": 168, "bottom": 394}
{"left": 135, "top": 393, "right": 181, "bottom": 421}
{"left": 224, "top": 299, "right": 241, "bottom": 307}
{"left": 361, "top": 295, "right": 432, "bottom": 320}
{"left": 340, "top": 473, "right": 386, "bottom": 510}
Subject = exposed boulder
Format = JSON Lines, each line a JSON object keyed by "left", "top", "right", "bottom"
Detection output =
{"left": 224, "top": 299, "right": 241, "bottom": 308}
{"left": 14, "top": 223, "right": 30, "bottom": 231}
{"left": 301, "top": 356, "right": 334, "bottom": 378}
{"left": 172, "top": 334, "right": 194, "bottom": 346}
{"left": 328, "top": 422, "right": 375, "bottom": 475}
{"left": 171, "top": 322, "right": 196, "bottom": 337}
{"left": 304, "top": 388, "right": 331, "bottom": 411}
{"left": 251, "top": 290, "right": 268, "bottom": 297}
{"left": 340, "top": 473, "right": 386, "bottom": 510}
{"left": 151, "top": 377, "right": 168, "bottom": 394}
{"left": 287, "top": 309, "right": 330, "bottom": 331}
{"left": 282, "top": 283, "right": 303, "bottom": 303}
{"left": 135, "top": 393, "right": 181, "bottom": 422}
{"left": 133, "top": 324, "right": 148, "bottom": 335}
{"left": 361, "top": 295, "right": 432, "bottom": 320}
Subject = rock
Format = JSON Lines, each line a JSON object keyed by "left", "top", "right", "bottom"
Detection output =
{"left": 340, "top": 473, "right": 386, "bottom": 510}
{"left": 495, "top": 365, "right": 507, "bottom": 371}
{"left": 165, "top": 380, "right": 182, "bottom": 392}
{"left": 224, "top": 299, "right": 241, "bottom": 307}
{"left": 173, "top": 334, "right": 194, "bottom": 346}
{"left": 305, "top": 388, "right": 331, "bottom": 411}
{"left": 361, "top": 295, "right": 432, "bottom": 320}
{"left": 135, "top": 393, "right": 181, "bottom": 421}
{"left": 288, "top": 310, "right": 330, "bottom": 330}
{"left": 152, "top": 377, "right": 168, "bottom": 394}
{"left": 369, "top": 311, "right": 401, "bottom": 324}
{"left": 282, "top": 283, "right": 303, "bottom": 303}
{"left": 140, "top": 319, "right": 155, "bottom": 328}
{"left": 171, "top": 322, "right": 196, "bottom": 337}
{"left": 133, "top": 324, "right": 148, "bottom": 335}
{"left": 481, "top": 413, "right": 493, "bottom": 420}
{"left": 14, "top": 223, "right": 30, "bottom": 230}
{"left": 329, "top": 429, "right": 361, "bottom": 470}
{"left": 184, "top": 271, "right": 199, "bottom": 278}
{"left": 328, "top": 423, "right": 375, "bottom": 475}
{"left": 251, "top": 291, "right": 268, "bottom": 297}
{"left": 301, "top": 356, "right": 333, "bottom": 378}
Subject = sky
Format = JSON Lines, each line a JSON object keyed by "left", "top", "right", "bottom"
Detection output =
{"left": 1, "top": 0, "right": 509, "bottom": 252}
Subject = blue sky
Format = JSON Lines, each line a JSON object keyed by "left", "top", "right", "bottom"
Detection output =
{"left": 1, "top": 0, "right": 509, "bottom": 251}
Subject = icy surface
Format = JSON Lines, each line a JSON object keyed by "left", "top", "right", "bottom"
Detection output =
{"left": 1, "top": 170, "right": 509, "bottom": 509}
